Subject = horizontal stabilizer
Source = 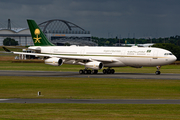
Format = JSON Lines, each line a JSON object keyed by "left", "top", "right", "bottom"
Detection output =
{"left": 2, "top": 47, "right": 11, "bottom": 52}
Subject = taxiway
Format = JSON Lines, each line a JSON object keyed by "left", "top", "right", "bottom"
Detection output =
{"left": 0, "top": 99, "right": 180, "bottom": 104}
{"left": 0, "top": 70, "right": 180, "bottom": 80}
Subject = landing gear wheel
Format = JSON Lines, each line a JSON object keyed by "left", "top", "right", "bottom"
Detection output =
{"left": 82, "top": 69, "right": 92, "bottom": 74}
{"left": 110, "top": 69, "right": 115, "bottom": 74}
{"left": 155, "top": 71, "right": 161, "bottom": 75}
{"left": 92, "top": 70, "right": 98, "bottom": 74}
{"left": 107, "top": 69, "right": 111, "bottom": 74}
{"left": 79, "top": 69, "right": 84, "bottom": 74}
{"left": 103, "top": 69, "right": 115, "bottom": 74}
{"left": 87, "top": 70, "right": 91, "bottom": 74}
{"left": 155, "top": 66, "right": 161, "bottom": 75}
{"left": 103, "top": 69, "right": 107, "bottom": 74}
{"left": 84, "top": 70, "right": 88, "bottom": 74}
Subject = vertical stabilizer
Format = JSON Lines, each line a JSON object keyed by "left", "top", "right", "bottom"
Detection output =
{"left": 27, "top": 19, "right": 54, "bottom": 46}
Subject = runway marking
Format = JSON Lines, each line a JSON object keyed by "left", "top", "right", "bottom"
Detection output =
{"left": 0, "top": 99, "right": 9, "bottom": 101}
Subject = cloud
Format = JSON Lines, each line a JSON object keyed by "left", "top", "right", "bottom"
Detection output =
{"left": 0, "top": 0, "right": 180, "bottom": 38}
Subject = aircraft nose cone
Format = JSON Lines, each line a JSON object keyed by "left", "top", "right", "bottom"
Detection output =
{"left": 174, "top": 55, "right": 177, "bottom": 61}
{"left": 171, "top": 55, "right": 177, "bottom": 63}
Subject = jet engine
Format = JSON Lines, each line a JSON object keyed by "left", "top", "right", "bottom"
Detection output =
{"left": 85, "top": 61, "right": 103, "bottom": 70}
{"left": 45, "top": 58, "right": 63, "bottom": 66}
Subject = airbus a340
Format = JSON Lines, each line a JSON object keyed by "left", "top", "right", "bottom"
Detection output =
{"left": 10, "top": 20, "right": 177, "bottom": 75}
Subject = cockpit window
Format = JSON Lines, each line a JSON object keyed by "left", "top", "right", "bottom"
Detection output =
{"left": 164, "top": 53, "right": 173, "bottom": 55}
{"left": 147, "top": 50, "right": 151, "bottom": 53}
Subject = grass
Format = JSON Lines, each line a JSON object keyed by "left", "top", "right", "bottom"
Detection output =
{"left": 0, "top": 76, "right": 180, "bottom": 99}
{"left": 0, "top": 103, "right": 180, "bottom": 120}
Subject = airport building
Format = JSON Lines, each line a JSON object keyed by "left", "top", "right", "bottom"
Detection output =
{"left": 0, "top": 19, "right": 97, "bottom": 46}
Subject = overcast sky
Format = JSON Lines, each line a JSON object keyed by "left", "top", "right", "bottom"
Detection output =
{"left": 0, "top": 0, "right": 180, "bottom": 38}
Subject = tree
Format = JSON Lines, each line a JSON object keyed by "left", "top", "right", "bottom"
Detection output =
{"left": 64, "top": 42, "right": 70, "bottom": 46}
{"left": 3, "top": 38, "right": 18, "bottom": 46}
{"left": 105, "top": 41, "right": 110, "bottom": 46}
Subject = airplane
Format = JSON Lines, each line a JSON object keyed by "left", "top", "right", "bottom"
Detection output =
{"left": 10, "top": 19, "right": 177, "bottom": 75}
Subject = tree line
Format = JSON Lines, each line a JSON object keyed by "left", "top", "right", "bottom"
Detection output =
{"left": 92, "top": 35, "right": 180, "bottom": 46}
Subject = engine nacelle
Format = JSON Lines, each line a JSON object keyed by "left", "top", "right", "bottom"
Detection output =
{"left": 45, "top": 58, "right": 63, "bottom": 66}
{"left": 85, "top": 61, "right": 103, "bottom": 70}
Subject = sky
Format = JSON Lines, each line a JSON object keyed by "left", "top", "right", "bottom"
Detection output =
{"left": 0, "top": 0, "right": 180, "bottom": 38}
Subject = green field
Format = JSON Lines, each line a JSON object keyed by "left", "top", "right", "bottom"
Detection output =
{"left": 0, "top": 103, "right": 180, "bottom": 120}
{"left": 0, "top": 76, "right": 180, "bottom": 99}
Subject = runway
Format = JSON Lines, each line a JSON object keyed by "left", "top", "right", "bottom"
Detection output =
{"left": 0, "top": 70, "right": 180, "bottom": 80}
{"left": 0, "top": 99, "right": 180, "bottom": 104}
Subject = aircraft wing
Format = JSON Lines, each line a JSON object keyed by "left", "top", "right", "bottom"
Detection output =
{"left": 13, "top": 52, "right": 118, "bottom": 62}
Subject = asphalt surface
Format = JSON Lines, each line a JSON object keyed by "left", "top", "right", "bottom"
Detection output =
{"left": 0, "top": 70, "right": 180, "bottom": 80}
{"left": 0, "top": 99, "right": 180, "bottom": 104}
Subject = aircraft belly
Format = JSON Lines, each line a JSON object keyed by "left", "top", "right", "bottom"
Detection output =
{"left": 149, "top": 58, "right": 170, "bottom": 66}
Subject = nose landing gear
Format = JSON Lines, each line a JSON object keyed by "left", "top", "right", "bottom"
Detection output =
{"left": 155, "top": 66, "right": 161, "bottom": 75}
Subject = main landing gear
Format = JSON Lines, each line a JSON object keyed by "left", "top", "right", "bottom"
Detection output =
{"left": 103, "top": 68, "right": 115, "bottom": 74}
{"left": 79, "top": 69, "right": 98, "bottom": 74}
{"left": 155, "top": 66, "right": 161, "bottom": 75}
{"left": 79, "top": 68, "right": 115, "bottom": 74}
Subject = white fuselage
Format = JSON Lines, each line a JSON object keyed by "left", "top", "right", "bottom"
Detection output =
{"left": 29, "top": 46, "right": 177, "bottom": 67}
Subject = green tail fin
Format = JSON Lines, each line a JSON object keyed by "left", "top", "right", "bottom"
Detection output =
{"left": 27, "top": 19, "right": 54, "bottom": 46}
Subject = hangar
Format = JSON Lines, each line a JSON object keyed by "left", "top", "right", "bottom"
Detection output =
{"left": 0, "top": 19, "right": 96, "bottom": 46}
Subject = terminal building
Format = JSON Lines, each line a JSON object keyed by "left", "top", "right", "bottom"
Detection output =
{"left": 0, "top": 19, "right": 97, "bottom": 46}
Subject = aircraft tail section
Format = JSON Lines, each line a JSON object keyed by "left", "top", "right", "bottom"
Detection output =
{"left": 27, "top": 19, "right": 54, "bottom": 46}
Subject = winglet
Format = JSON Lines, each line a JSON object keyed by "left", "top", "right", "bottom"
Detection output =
{"left": 2, "top": 47, "right": 11, "bottom": 52}
{"left": 27, "top": 19, "right": 55, "bottom": 46}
